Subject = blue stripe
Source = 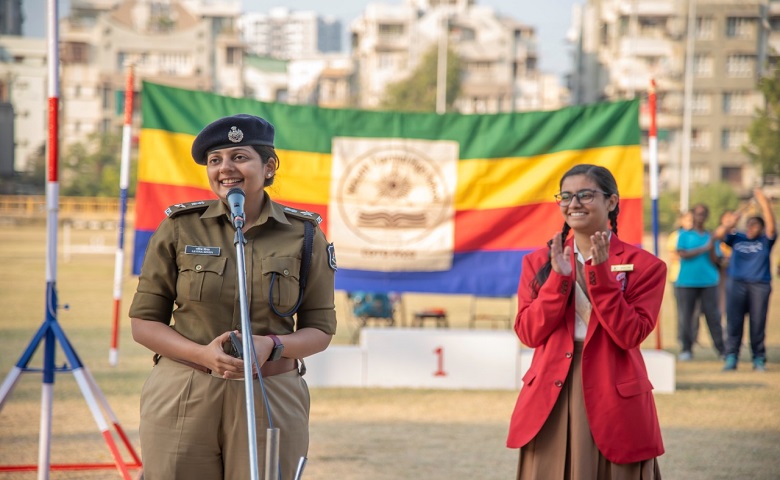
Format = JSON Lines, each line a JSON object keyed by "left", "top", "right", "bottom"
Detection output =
{"left": 334, "top": 250, "right": 530, "bottom": 296}
{"left": 133, "top": 229, "right": 532, "bottom": 296}
{"left": 132, "top": 230, "right": 154, "bottom": 275}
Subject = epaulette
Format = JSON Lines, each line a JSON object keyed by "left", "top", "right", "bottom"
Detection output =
{"left": 282, "top": 205, "right": 323, "bottom": 225}
{"left": 164, "top": 200, "right": 212, "bottom": 218}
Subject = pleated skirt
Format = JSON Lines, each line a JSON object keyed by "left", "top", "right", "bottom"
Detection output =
{"left": 517, "top": 342, "right": 661, "bottom": 480}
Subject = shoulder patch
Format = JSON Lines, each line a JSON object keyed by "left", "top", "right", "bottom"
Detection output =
{"left": 282, "top": 205, "right": 323, "bottom": 225}
{"left": 165, "top": 200, "right": 211, "bottom": 218}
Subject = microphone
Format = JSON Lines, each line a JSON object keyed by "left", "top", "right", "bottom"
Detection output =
{"left": 226, "top": 187, "right": 245, "bottom": 229}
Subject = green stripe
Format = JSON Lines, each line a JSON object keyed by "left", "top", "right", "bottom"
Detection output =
{"left": 142, "top": 81, "right": 639, "bottom": 159}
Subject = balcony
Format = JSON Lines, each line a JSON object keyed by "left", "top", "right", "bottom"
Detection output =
{"left": 619, "top": 37, "right": 673, "bottom": 58}
{"left": 618, "top": 0, "right": 676, "bottom": 17}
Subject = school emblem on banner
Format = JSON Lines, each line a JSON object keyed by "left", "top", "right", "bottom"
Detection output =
{"left": 329, "top": 137, "right": 458, "bottom": 271}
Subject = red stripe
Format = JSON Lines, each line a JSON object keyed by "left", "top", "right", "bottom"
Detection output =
{"left": 135, "top": 182, "right": 331, "bottom": 233}
{"left": 454, "top": 199, "right": 643, "bottom": 251}
{"left": 137, "top": 181, "right": 643, "bottom": 253}
{"left": 124, "top": 66, "right": 134, "bottom": 125}
{"left": 48, "top": 97, "right": 58, "bottom": 181}
{"left": 134, "top": 182, "right": 214, "bottom": 230}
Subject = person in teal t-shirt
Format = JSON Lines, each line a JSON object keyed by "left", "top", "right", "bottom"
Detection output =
{"left": 676, "top": 204, "right": 725, "bottom": 361}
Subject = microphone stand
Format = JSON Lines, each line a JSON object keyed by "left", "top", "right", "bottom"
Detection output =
{"left": 234, "top": 213, "right": 280, "bottom": 480}
{"left": 232, "top": 218, "right": 261, "bottom": 480}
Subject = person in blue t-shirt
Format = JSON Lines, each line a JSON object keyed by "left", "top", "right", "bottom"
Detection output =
{"left": 676, "top": 203, "right": 726, "bottom": 361}
{"left": 715, "top": 188, "right": 777, "bottom": 372}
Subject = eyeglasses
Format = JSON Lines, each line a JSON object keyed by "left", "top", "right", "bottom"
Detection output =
{"left": 554, "top": 189, "right": 610, "bottom": 206}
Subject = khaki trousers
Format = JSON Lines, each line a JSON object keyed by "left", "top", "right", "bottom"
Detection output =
{"left": 139, "top": 357, "right": 310, "bottom": 480}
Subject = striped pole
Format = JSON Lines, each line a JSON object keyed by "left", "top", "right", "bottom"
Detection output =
{"left": 37, "top": 0, "right": 61, "bottom": 476}
{"left": 648, "top": 79, "right": 662, "bottom": 350}
{"left": 109, "top": 64, "right": 135, "bottom": 366}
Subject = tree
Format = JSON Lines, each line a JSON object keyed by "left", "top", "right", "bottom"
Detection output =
{"left": 61, "top": 131, "right": 137, "bottom": 197}
{"left": 645, "top": 182, "right": 740, "bottom": 233}
{"left": 9, "top": 143, "right": 47, "bottom": 194}
{"left": 744, "top": 67, "right": 780, "bottom": 177}
{"left": 379, "top": 44, "right": 461, "bottom": 112}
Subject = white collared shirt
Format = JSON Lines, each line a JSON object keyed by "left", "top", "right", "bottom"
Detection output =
{"left": 572, "top": 232, "right": 611, "bottom": 340}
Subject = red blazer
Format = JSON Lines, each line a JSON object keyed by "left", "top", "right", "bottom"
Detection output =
{"left": 507, "top": 234, "right": 666, "bottom": 464}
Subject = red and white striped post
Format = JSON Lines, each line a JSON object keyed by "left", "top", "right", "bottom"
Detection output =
{"left": 109, "top": 64, "right": 135, "bottom": 366}
{"left": 648, "top": 79, "right": 662, "bottom": 350}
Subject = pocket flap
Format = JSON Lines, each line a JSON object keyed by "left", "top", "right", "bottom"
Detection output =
{"left": 616, "top": 377, "right": 654, "bottom": 397}
{"left": 262, "top": 256, "right": 301, "bottom": 279}
{"left": 179, "top": 255, "right": 227, "bottom": 275}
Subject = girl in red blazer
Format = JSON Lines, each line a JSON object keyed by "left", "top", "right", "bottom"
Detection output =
{"left": 507, "top": 164, "right": 666, "bottom": 479}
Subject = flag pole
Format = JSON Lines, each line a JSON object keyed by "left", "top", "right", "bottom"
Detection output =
{"left": 109, "top": 63, "right": 135, "bottom": 366}
{"left": 648, "top": 79, "right": 662, "bottom": 350}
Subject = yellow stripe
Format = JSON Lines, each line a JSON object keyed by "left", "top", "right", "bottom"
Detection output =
{"left": 454, "top": 145, "right": 643, "bottom": 210}
{"left": 268, "top": 149, "right": 332, "bottom": 204}
{"left": 138, "top": 130, "right": 209, "bottom": 188}
{"left": 140, "top": 130, "right": 641, "bottom": 210}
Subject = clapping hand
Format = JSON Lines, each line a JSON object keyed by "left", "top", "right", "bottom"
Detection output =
{"left": 550, "top": 232, "right": 572, "bottom": 276}
{"left": 589, "top": 231, "right": 610, "bottom": 265}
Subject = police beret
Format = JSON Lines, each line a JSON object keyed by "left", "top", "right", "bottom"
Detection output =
{"left": 191, "top": 114, "right": 275, "bottom": 165}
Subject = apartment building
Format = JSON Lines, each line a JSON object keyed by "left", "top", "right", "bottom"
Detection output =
{"left": 569, "top": 0, "right": 779, "bottom": 194}
{"left": 239, "top": 7, "right": 342, "bottom": 60}
{"left": 0, "top": 35, "right": 47, "bottom": 174}
{"left": 59, "top": 0, "right": 244, "bottom": 146}
{"left": 350, "top": 0, "right": 567, "bottom": 112}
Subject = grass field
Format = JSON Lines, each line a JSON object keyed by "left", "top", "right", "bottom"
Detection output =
{"left": 1, "top": 223, "right": 779, "bottom": 479}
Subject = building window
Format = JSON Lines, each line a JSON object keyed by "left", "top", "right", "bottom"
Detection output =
{"left": 102, "top": 86, "right": 111, "bottom": 110}
{"left": 467, "top": 61, "right": 492, "bottom": 74}
{"left": 378, "top": 23, "right": 404, "bottom": 41}
{"left": 600, "top": 23, "right": 609, "bottom": 46}
{"left": 691, "top": 128, "right": 711, "bottom": 151}
{"left": 722, "top": 91, "right": 752, "bottom": 114}
{"left": 721, "top": 128, "right": 747, "bottom": 151}
{"left": 726, "top": 17, "right": 754, "bottom": 39}
{"left": 721, "top": 166, "right": 742, "bottom": 184}
{"left": 691, "top": 93, "right": 711, "bottom": 114}
{"left": 695, "top": 17, "right": 714, "bottom": 40}
{"left": 377, "top": 53, "right": 394, "bottom": 70}
{"left": 693, "top": 54, "right": 713, "bottom": 77}
{"left": 726, "top": 54, "right": 754, "bottom": 77}
{"left": 226, "top": 47, "right": 240, "bottom": 66}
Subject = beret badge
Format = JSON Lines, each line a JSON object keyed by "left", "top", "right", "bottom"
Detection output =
{"left": 228, "top": 126, "right": 244, "bottom": 143}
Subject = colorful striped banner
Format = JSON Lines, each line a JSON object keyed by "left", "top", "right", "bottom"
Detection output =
{"left": 133, "top": 82, "right": 643, "bottom": 296}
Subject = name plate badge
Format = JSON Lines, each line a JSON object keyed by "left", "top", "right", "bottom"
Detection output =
{"left": 185, "top": 245, "right": 221, "bottom": 256}
{"left": 611, "top": 264, "right": 634, "bottom": 272}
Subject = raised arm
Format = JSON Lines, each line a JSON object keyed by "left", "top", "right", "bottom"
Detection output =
{"left": 754, "top": 188, "right": 776, "bottom": 239}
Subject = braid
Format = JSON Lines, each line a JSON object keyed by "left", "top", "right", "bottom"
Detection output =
{"left": 609, "top": 205, "right": 619, "bottom": 236}
{"left": 531, "top": 221, "right": 571, "bottom": 294}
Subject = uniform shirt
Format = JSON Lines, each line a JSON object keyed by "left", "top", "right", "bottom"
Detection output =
{"left": 724, "top": 232, "right": 777, "bottom": 283}
{"left": 676, "top": 229, "right": 720, "bottom": 288}
{"left": 129, "top": 194, "right": 337, "bottom": 345}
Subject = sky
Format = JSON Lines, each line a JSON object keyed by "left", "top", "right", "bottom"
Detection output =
{"left": 22, "top": 0, "right": 580, "bottom": 78}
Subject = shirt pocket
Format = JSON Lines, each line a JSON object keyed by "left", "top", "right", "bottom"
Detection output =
{"left": 177, "top": 255, "right": 227, "bottom": 302}
{"left": 262, "top": 256, "right": 301, "bottom": 312}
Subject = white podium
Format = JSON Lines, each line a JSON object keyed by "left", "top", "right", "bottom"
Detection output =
{"left": 304, "top": 328, "right": 675, "bottom": 393}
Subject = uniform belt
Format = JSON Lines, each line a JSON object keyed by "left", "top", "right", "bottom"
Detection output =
{"left": 170, "top": 357, "right": 297, "bottom": 378}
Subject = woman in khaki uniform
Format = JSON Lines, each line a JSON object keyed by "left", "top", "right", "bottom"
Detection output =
{"left": 130, "top": 114, "right": 337, "bottom": 480}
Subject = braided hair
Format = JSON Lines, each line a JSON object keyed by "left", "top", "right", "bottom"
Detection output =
{"left": 530, "top": 164, "right": 620, "bottom": 295}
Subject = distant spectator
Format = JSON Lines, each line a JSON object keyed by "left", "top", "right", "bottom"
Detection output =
{"left": 676, "top": 204, "right": 726, "bottom": 361}
{"left": 715, "top": 189, "right": 777, "bottom": 372}
{"left": 668, "top": 211, "right": 697, "bottom": 341}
